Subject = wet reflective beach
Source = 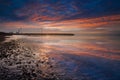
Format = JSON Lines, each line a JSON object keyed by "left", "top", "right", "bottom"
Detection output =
{"left": 0, "top": 35, "right": 120, "bottom": 80}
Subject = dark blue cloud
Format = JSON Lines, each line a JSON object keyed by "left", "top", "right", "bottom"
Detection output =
{"left": 0, "top": 0, "right": 120, "bottom": 22}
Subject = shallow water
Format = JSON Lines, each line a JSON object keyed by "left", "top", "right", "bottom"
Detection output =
{"left": 1, "top": 35, "right": 120, "bottom": 80}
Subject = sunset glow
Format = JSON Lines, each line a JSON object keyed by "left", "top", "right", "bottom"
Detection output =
{"left": 0, "top": 0, "right": 120, "bottom": 33}
{"left": 0, "top": 1, "right": 120, "bottom": 80}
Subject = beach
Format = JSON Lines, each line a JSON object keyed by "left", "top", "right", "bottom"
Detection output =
{"left": 0, "top": 38, "right": 67, "bottom": 80}
{"left": 0, "top": 35, "right": 120, "bottom": 80}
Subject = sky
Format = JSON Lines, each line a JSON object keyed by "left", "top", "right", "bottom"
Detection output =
{"left": 0, "top": 0, "right": 120, "bottom": 33}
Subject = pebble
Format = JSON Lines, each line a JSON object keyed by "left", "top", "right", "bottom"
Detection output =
{"left": 0, "top": 39, "right": 67, "bottom": 80}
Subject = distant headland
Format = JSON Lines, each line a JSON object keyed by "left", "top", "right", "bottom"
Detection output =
{"left": 0, "top": 32, "right": 74, "bottom": 36}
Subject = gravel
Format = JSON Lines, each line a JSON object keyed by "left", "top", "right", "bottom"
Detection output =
{"left": 0, "top": 39, "right": 68, "bottom": 80}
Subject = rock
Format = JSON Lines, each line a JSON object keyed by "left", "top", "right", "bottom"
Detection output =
{"left": 0, "top": 39, "right": 69, "bottom": 80}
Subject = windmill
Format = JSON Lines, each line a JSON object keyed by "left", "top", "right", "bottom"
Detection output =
{"left": 40, "top": 27, "right": 43, "bottom": 33}
{"left": 17, "top": 27, "right": 22, "bottom": 34}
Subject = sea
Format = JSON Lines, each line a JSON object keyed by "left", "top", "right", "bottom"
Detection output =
{"left": 0, "top": 34, "right": 120, "bottom": 80}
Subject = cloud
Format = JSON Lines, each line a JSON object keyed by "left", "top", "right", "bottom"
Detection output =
{"left": 1, "top": 14, "right": 120, "bottom": 29}
{"left": 0, "top": 0, "right": 120, "bottom": 31}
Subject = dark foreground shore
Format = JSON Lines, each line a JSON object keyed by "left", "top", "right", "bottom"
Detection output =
{"left": 0, "top": 39, "right": 69, "bottom": 80}
{"left": 0, "top": 35, "right": 6, "bottom": 43}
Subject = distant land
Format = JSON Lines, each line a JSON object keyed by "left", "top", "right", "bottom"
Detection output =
{"left": 0, "top": 32, "right": 74, "bottom": 36}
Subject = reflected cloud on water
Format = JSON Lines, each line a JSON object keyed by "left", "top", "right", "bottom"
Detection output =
{"left": 0, "top": 35, "right": 120, "bottom": 80}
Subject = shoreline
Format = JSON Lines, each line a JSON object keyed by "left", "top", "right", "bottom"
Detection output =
{"left": 0, "top": 39, "right": 67, "bottom": 80}
{"left": 0, "top": 33, "right": 74, "bottom": 36}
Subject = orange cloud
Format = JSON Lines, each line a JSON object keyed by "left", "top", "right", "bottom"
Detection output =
{"left": 46, "top": 14, "right": 120, "bottom": 28}
{"left": 1, "top": 14, "right": 120, "bottom": 29}
{"left": 0, "top": 21, "right": 39, "bottom": 28}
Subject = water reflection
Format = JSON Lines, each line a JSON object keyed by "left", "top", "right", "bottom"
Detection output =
{"left": 0, "top": 35, "right": 120, "bottom": 80}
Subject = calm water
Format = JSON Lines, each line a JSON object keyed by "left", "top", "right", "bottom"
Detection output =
{"left": 1, "top": 35, "right": 120, "bottom": 80}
